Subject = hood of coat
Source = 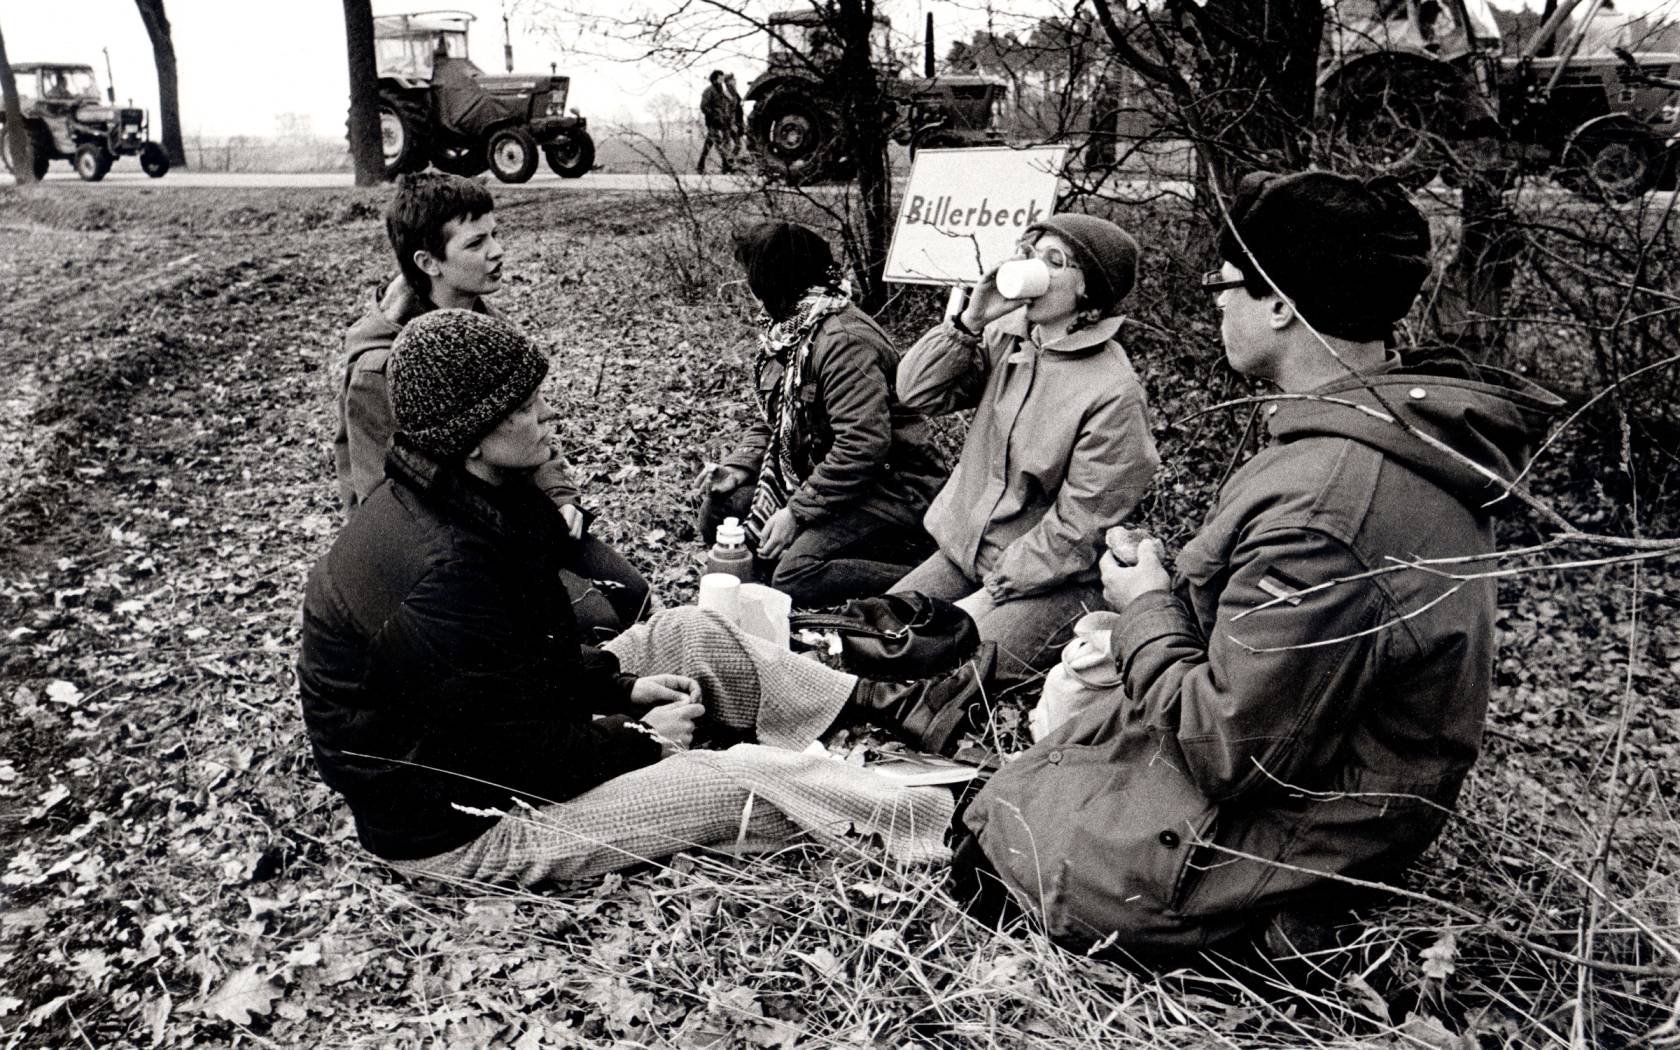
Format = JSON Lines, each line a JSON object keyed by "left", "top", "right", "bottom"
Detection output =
{"left": 1265, "top": 360, "right": 1564, "bottom": 509}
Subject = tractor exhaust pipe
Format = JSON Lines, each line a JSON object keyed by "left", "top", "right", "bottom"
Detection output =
{"left": 925, "top": 13, "right": 935, "bottom": 79}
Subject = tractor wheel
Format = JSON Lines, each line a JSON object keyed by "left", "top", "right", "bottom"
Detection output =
{"left": 544, "top": 131, "right": 595, "bottom": 178}
{"left": 140, "top": 142, "right": 170, "bottom": 178}
{"left": 378, "top": 96, "right": 430, "bottom": 178}
{"left": 2, "top": 124, "right": 51, "bottom": 180}
{"left": 1319, "top": 61, "right": 1453, "bottom": 188}
{"left": 74, "top": 142, "right": 113, "bottom": 182}
{"left": 750, "top": 87, "right": 838, "bottom": 185}
{"left": 487, "top": 126, "right": 539, "bottom": 183}
{"left": 1557, "top": 117, "right": 1662, "bottom": 203}
{"left": 432, "top": 145, "right": 488, "bottom": 177}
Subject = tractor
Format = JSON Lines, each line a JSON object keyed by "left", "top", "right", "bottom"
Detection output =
{"left": 743, "top": 9, "right": 1007, "bottom": 185}
{"left": 374, "top": 10, "right": 594, "bottom": 183}
{"left": 0, "top": 62, "right": 168, "bottom": 181}
{"left": 1318, "top": 0, "right": 1680, "bottom": 199}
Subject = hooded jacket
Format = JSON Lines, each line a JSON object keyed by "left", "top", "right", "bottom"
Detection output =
{"left": 897, "top": 311, "right": 1159, "bottom": 601}
{"left": 297, "top": 442, "right": 661, "bottom": 861}
{"left": 964, "top": 360, "right": 1561, "bottom": 952}
{"left": 333, "top": 277, "right": 578, "bottom": 514}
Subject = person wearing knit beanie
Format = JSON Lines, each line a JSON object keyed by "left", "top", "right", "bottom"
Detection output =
{"left": 892, "top": 213, "right": 1159, "bottom": 680}
{"left": 1217, "top": 170, "right": 1432, "bottom": 342}
{"left": 1022, "top": 213, "right": 1140, "bottom": 319}
{"left": 388, "top": 307, "right": 551, "bottom": 473}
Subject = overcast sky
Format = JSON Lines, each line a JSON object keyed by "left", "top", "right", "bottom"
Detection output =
{"left": 8, "top": 0, "right": 1677, "bottom": 138}
{"left": 2, "top": 0, "right": 1054, "bottom": 138}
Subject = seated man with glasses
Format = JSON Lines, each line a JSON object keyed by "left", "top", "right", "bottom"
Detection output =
{"left": 950, "top": 171, "right": 1562, "bottom": 956}
{"left": 894, "top": 215, "right": 1159, "bottom": 682}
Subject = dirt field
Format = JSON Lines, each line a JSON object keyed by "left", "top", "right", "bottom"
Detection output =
{"left": 0, "top": 184, "right": 1675, "bottom": 1047}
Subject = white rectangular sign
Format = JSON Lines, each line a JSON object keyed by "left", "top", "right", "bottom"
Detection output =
{"left": 884, "top": 145, "right": 1068, "bottom": 286}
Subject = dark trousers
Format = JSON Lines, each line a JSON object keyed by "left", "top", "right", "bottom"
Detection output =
{"left": 769, "top": 510, "right": 932, "bottom": 609}
{"left": 561, "top": 535, "right": 653, "bottom": 645}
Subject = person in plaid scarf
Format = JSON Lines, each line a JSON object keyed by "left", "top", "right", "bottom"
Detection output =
{"left": 697, "top": 221, "right": 946, "bottom": 608}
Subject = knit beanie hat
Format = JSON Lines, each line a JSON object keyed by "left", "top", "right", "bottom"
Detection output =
{"left": 1218, "top": 170, "right": 1432, "bottom": 342}
{"left": 388, "top": 308, "right": 548, "bottom": 460}
{"left": 1024, "top": 213, "right": 1140, "bottom": 317}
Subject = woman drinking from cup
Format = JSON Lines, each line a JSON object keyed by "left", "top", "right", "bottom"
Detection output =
{"left": 893, "top": 215, "right": 1159, "bottom": 678}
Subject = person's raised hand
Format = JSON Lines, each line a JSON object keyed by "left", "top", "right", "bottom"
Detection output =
{"left": 959, "top": 263, "right": 1018, "bottom": 332}
{"left": 1099, "top": 538, "right": 1170, "bottom": 611}
{"left": 631, "top": 674, "right": 701, "bottom": 709}
{"left": 641, "top": 699, "right": 705, "bottom": 752}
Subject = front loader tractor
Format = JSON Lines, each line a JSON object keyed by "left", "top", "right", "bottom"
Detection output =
{"left": 1318, "top": 0, "right": 1680, "bottom": 199}
{"left": 374, "top": 10, "right": 594, "bottom": 183}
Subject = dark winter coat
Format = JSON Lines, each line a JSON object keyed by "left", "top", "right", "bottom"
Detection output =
{"left": 334, "top": 277, "right": 578, "bottom": 514}
{"left": 964, "top": 360, "right": 1562, "bottom": 952}
{"left": 297, "top": 442, "right": 661, "bottom": 861}
{"left": 722, "top": 303, "right": 946, "bottom": 532}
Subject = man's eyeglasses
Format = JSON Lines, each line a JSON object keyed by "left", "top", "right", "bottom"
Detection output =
{"left": 1016, "top": 239, "right": 1080, "bottom": 271}
{"left": 1201, "top": 270, "right": 1249, "bottom": 295}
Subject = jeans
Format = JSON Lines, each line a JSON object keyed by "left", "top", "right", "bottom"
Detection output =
{"left": 770, "top": 509, "right": 933, "bottom": 609}
{"left": 561, "top": 534, "right": 653, "bottom": 645}
{"left": 893, "top": 551, "right": 1103, "bottom": 678}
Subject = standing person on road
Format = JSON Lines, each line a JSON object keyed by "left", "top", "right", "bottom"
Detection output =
{"left": 894, "top": 215, "right": 1159, "bottom": 678}
{"left": 951, "top": 171, "right": 1563, "bottom": 955}
{"left": 697, "top": 70, "right": 734, "bottom": 175}
{"left": 333, "top": 172, "right": 651, "bottom": 640}
{"left": 723, "top": 73, "right": 747, "bottom": 162}
{"left": 300, "top": 309, "right": 996, "bottom": 889}
{"left": 698, "top": 221, "right": 946, "bottom": 608}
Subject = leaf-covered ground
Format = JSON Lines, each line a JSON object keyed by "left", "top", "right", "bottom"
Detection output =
{"left": 0, "top": 184, "right": 1675, "bottom": 1048}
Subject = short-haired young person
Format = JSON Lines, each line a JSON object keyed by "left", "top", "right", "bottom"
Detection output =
{"left": 299, "top": 310, "right": 996, "bottom": 886}
{"left": 894, "top": 214, "right": 1160, "bottom": 678}
{"left": 333, "top": 172, "right": 649, "bottom": 639}
{"left": 953, "top": 172, "right": 1563, "bottom": 954}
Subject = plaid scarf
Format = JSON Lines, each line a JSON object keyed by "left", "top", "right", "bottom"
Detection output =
{"left": 744, "top": 285, "right": 852, "bottom": 548}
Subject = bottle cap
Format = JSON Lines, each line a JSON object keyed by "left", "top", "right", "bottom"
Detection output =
{"left": 717, "top": 517, "right": 746, "bottom": 547}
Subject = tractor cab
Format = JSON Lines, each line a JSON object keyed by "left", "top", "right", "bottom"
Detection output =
{"left": 761, "top": 9, "right": 900, "bottom": 79}
{"left": 374, "top": 11, "right": 476, "bottom": 86}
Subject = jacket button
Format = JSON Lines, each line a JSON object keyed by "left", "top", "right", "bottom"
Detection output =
{"left": 1158, "top": 830, "right": 1180, "bottom": 849}
{"left": 1047, "top": 749, "right": 1063, "bottom": 764}
{"left": 1408, "top": 387, "right": 1427, "bottom": 400}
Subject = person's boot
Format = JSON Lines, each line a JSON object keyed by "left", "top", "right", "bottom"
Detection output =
{"left": 843, "top": 643, "right": 997, "bottom": 756}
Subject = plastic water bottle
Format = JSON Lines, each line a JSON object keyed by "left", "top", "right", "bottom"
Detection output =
{"left": 704, "top": 517, "right": 755, "bottom": 582}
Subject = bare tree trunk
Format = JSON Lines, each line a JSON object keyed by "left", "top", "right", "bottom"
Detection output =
{"left": 343, "top": 0, "right": 384, "bottom": 185}
{"left": 133, "top": 0, "right": 186, "bottom": 168}
{"left": 836, "top": 0, "right": 891, "bottom": 311}
{"left": 0, "top": 19, "right": 37, "bottom": 186}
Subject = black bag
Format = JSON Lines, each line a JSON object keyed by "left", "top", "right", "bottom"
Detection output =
{"left": 790, "top": 592, "right": 980, "bottom": 679}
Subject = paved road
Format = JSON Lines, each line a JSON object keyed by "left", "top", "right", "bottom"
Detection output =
{"left": 0, "top": 168, "right": 760, "bottom": 191}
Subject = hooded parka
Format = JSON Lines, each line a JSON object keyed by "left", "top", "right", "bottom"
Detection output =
{"left": 964, "top": 361, "right": 1561, "bottom": 952}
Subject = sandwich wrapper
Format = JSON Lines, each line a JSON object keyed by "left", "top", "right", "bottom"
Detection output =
{"left": 1030, "top": 611, "right": 1127, "bottom": 741}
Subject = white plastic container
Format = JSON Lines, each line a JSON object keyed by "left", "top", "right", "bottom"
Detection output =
{"left": 995, "top": 257, "right": 1051, "bottom": 300}
{"left": 737, "top": 583, "right": 792, "bottom": 649}
{"left": 697, "top": 573, "right": 743, "bottom": 621}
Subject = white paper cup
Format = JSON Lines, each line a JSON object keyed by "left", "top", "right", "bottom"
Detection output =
{"left": 697, "top": 573, "right": 742, "bottom": 622}
{"left": 996, "top": 258, "right": 1051, "bottom": 300}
